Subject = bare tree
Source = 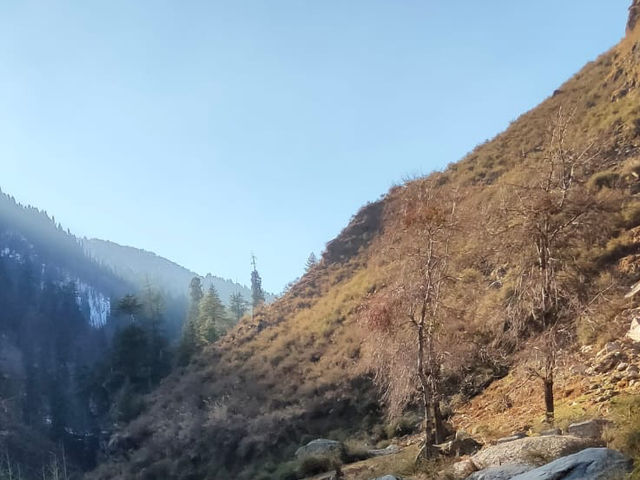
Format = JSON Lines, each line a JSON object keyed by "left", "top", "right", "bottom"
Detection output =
{"left": 359, "top": 179, "right": 459, "bottom": 459}
{"left": 502, "top": 108, "right": 603, "bottom": 424}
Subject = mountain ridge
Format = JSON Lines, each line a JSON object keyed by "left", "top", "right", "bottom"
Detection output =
{"left": 82, "top": 238, "right": 258, "bottom": 307}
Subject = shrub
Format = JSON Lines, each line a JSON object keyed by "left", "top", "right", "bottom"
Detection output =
{"left": 343, "top": 439, "right": 371, "bottom": 462}
{"left": 296, "top": 454, "right": 342, "bottom": 477}
{"left": 589, "top": 170, "right": 620, "bottom": 190}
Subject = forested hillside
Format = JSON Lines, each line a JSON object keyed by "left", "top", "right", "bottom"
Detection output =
{"left": 0, "top": 192, "right": 183, "bottom": 477}
{"left": 88, "top": 6, "right": 640, "bottom": 480}
{"left": 83, "top": 239, "right": 256, "bottom": 306}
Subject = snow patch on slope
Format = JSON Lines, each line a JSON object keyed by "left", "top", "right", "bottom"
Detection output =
{"left": 75, "top": 280, "right": 111, "bottom": 328}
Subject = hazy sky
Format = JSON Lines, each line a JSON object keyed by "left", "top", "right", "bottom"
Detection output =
{"left": 0, "top": 1, "right": 630, "bottom": 293}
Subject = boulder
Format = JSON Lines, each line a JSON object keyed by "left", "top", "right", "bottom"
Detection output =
{"left": 371, "top": 476, "right": 402, "bottom": 480}
{"left": 511, "top": 448, "right": 632, "bottom": 480}
{"left": 465, "top": 464, "right": 533, "bottom": 480}
{"left": 566, "top": 419, "right": 612, "bottom": 440}
{"left": 295, "top": 439, "right": 344, "bottom": 460}
{"left": 628, "top": 317, "right": 640, "bottom": 343}
{"left": 471, "top": 435, "right": 594, "bottom": 470}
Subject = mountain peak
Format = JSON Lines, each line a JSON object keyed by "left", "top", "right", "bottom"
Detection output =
{"left": 628, "top": 0, "right": 640, "bottom": 35}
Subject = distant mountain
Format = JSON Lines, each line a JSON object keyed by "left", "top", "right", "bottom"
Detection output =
{"left": 82, "top": 238, "right": 258, "bottom": 306}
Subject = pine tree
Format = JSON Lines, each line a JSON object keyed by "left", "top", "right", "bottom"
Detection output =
{"left": 116, "top": 294, "right": 143, "bottom": 322}
{"left": 178, "top": 276, "right": 204, "bottom": 365}
{"left": 229, "top": 292, "right": 249, "bottom": 323}
{"left": 250, "top": 254, "right": 265, "bottom": 310}
{"left": 197, "top": 286, "right": 226, "bottom": 343}
{"left": 305, "top": 252, "right": 318, "bottom": 271}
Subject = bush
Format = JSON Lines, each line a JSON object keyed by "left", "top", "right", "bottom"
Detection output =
{"left": 296, "top": 454, "right": 342, "bottom": 477}
{"left": 343, "top": 439, "right": 371, "bottom": 462}
{"left": 589, "top": 170, "right": 620, "bottom": 190}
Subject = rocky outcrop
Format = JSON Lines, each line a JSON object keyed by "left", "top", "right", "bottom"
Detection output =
{"left": 581, "top": 338, "right": 640, "bottom": 402}
{"left": 295, "top": 439, "right": 344, "bottom": 460}
{"left": 629, "top": 0, "right": 640, "bottom": 35}
{"left": 323, "top": 200, "right": 384, "bottom": 264}
{"left": 510, "top": 448, "right": 632, "bottom": 480}
{"left": 470, "top": 435, "right": 594, "bottom": 471}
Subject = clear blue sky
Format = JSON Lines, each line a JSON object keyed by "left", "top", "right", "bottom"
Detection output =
{"left": 0, "top": 1, "right": 630, "bottom": 293}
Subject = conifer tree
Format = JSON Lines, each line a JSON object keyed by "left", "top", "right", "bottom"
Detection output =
{"left": 305, "top": 252, "right": 318, "bottom": 271}
{"left": 198, "top": 286, "right": 226, "bottom": 343}
{"left": 178, "top": 276, "right": 204, "bottom": 365}
{"left": 250, "top": 254, "right": 265, "bottom": 310}
{"left": 229, "top": 292, "right": 249, "bottom": 322}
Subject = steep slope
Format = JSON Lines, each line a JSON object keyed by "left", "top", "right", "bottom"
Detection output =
{"left": 89, "top": 7, "right": 640, "bottom": 480}
{"left": 83, "top": 238, "right": 255, "bottom": 307}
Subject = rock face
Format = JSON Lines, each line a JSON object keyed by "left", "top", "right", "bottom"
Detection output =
{"left": 629, "top": 0, "right": 640, "bottom": 35}
{"left": 566, "top": 419, "right": 612, "bottom": 440}
{"left": 471, "top": 435, "right": 594, "bottom": 470}
{"left": 510, "top": 448, "right": 632, "bottom": 480}
{"left": 466, "top": 464, "right": 533, "bottom": 480}
{"left": 294, "top": 439, "right": 344, "bottom": 460}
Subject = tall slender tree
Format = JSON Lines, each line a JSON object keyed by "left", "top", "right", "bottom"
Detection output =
{"left": 305, "top": 252, "right": 318, "bottom": 271}
{"left": 502, "top": 109, "right": 606, "bottom": 424}
{"left": 178, "top": 276, "right": 205, "bottom": 364}
{"left": 198, "top": 286, "right": 226, "bottom": 343}
{"left": 250, "top": 254, "right": 265, "bottom": 311}
{"left": 359, "top": 180, "right": 460, "bottom": 460}
{"left": 229, "top": 292, "right": 249, "bottom": 323}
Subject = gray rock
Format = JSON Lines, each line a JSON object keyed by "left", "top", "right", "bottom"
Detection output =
{"left": 496, "top": 433, "right": 528, "bottom": 444}
{"left": 371, "top": 476, "right": 402, "bottom": 480}
{"left": 511, "top": 448, "right": 632, "bottom": 480}
{"left": 465, "top": 464, "right": 533, "bottom": 480}
{"left": 471, "top": 435, "right": 594, "bottom": 470}
{"left": 295, "top": 438, "right": 344, "bottom": 460}
{"left": 566, "top": 419, "right": 612, "bottom": 440}
{"left": 366, "top": 444, "right": 400, "bottom": 457}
